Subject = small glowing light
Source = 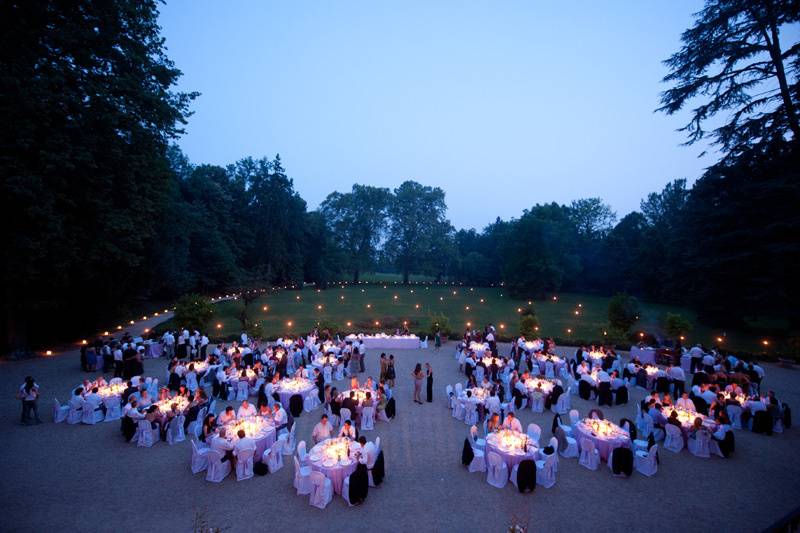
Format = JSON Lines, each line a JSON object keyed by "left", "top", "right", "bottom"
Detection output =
{"left": 103, "top": 331, "right": 109, "bottom": 336}
{"left": 317, "top": 305, "right": 323, "bottom": 310}
{"left": 383, "top": 286, "right": 387, "bottom": 289}
{"left": 154, "top": 312, "right": 159, "bottom": 316}
{"left": 317, "top": 289, "right": 321, "bottom": 293}
{"left": 216, "top": 323, "right": 222, "bottom": 329}
{"left": 374, "top": 321, "right": 380, "bottom": 326}
{"left": 263, "top": 306, "right": 268, "bottom": 311}
{"left": 762, "top": 339, "right": 769, "bottom": 346}
{"left": 465, "top": 306, "right": 470, "bottom": 311}
{"left": 144, "top": 328, "right": 150, "bottom": 333}
{"left": 679, "top": 335, "right": 685, "bottom": 341}
{"left": 340, "top": 296, "right": 345, "bottom": 300}
{"left": 142, "top": 315, "right": 147, "bottom": 320}
{"left": 361, "top": 289, "right": 365, "bottom": 293}
{"left": 439, "top": 297, "right": 444, "bottom": 301}
{"left": 393, "top": 295, "right": 398, "bottom": 300}
{"left": 403, "top": 321, "right": 408, "bottom": 325}
{"left": 566, "top": 328, "right": 572, "bottom": 334}
{"left": 129, "top": 320, "right": 134, "bottom": 325}
{"left": 287, "top": 321, "right": 293, "bottom": 327}
{"left": 578, "top": 303, "right": 582, "bottom": 308}
{"left": 639, "top": 332, "right": 644, "bottom": 337}
{"left": 528, "top": 301, "right": 532, "bottom": 305}
{"left": 466, "top": 322, "right": 472, "bottom": 327}
{"left": 163, "top": 309, "right": 168, "bottom": 313}
{"left": 716, "top": 336, "right": 724, "bottom": 343}
{"left": 45, "top": 350, "right": 53, "bottom": 356}
{"left": 410, "top": 290, "right": 414, "bottom": 293}
{"left": 296, "top": 296, "right": 301, "bottom": 300}
{"left": 415, "top": 304, "right": 420, "bottom": 309}
{"left": 603, "top": 331, "right": 607, "bottom": 336}
{"left": 534, "top": 326, "right": 539, "bottom": 331}
{"left": 574, "top": 311, "right": 580, "bottom": 315}
{"left": 116, "top": 325, "right": 122, "bottom": 330}
{"left": 517, "top": 308, "right": 522, "bottom": 313}
{"left": 81, "top": 339, "right": 88, "bottom": 345}
{"left": 499, "top": 324, "right": 505, "bottom": 329}
{"left": 366, "top": 304, "right": 372, "bottom": 308}
{"left": 552, "top": 296, "right": 558, "bottom": 301}
{"left": 346, "top": 321, "right": 352, "bottom": 327}
{"left": 480, "top": 298, "right": 484, "bottom": 303}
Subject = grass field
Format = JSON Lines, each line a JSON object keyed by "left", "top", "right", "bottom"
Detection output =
{"left": 158, "top": 284, "right": 771, "bottom": 354}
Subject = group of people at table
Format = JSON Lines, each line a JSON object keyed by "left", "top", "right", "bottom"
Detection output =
{"left": 455, "top": 335, "right": 791, "bottom": 491}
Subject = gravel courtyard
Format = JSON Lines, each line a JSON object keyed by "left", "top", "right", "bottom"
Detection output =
{"left": 1, "top": 341, "right": 798, "bottom": 533}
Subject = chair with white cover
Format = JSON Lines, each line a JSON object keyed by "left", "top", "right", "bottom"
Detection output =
{"left": 103, "top": 397, "right": 121, "bottom": 421}
{"left": 236, "top": 381, "right": 249, "bottom": 401}
{"left": 304, "top": 391, "right": 319, "bottom": 413}
{"left": 205, "top": 449, "right": 231, "bottom": 482}
{"left": 545, "top": 361, "right": 555, "bottom": 379}
{"left": 558, "top": 431, "right": 579, "bottom": 459}
{"left": 293, "top": 455, "right": 313, "bottom": 495}
{"left": 283, "top": 423, "right": 297, "bottom": 455}
{"left": 464, "top": 402, "right": 479, "bottom": 426}
{"left": 136, "top": 419, "right": 159, "bottom": 447}
{"left": 663, "top": 424, "right": 684, "bottom": 453}
{"left": 81, "top": 400, "right": 103, "bottom": 424}
{"left": 340, "top": 408, "right": 352, "bottom": 428}
{"left": 526, "top": 423, "right": 541, "bottom": 446}
{"left": 454, "top": 382, "right": 463, "bottom": 396}
{"left": 452, "top": 398, "right": 466, "bottom": 421}
{"left": 190, "top": 439, "right": 211, "bottom": 474}
{"left": 634, "top": 444, "right": 658, "bottom": 476}
{"left": 264, "top": 440, "right": 285, "bottom": 473}
{"left": 726, "top": 405, "right": 743, "bottom": 430}
{"left": 66, "top": 401, "right": 82, "bottom": 424}
{"left": 167, "top": 415, "right": 186, "bottom": 444}
{"left": 334, "top": 364, "right": 345, "bottom": 381}
{"left": 110, "top": 377, "right": 123, "bottom": 385}
{"left": 535, "top": 453, "right": 558, "bottom": 488}
{"left": 234, "top": 447, "right": 255, "bottom": 481}
{"left": 367, "top": 438, "right": 381, "bottom": 486}
{"left": 361, "top": 406, "right": 375, "bottom": 431}
{"left": 470, "top": 425, "right": 486, "bottom": 451}
{"left": 310, "top": 472, "right": 334, "bottom": 509}
{"left": 297, "top": 440, "right": 309, "bottom": 465}
{"left": 445, "top": 385, "right": 454, "bottom": 409}
{"left": 187, "top": 406, "right": 207, "bottom": 440}
{"left": 475, "top": 366, "right": 485, "bottom": 383}
{"left": 323, "top": 366, "right": 333, "bottom": 385}
{"left": 53, "top": 398, "right": 69, "bottom": 423}
{"left": 688, "top": 428, "right": 711, "bottom": 458}
{"left": 578, "top": 438, "right": 600, "bottom": 470}
{"left": 530, "top": 391, "right": 544, "bottom": 413}
{"left": 486, "top": 451, "right": 509, "bottom": 488}
{"left": 420, "top": 336, "right": 428, "bottom": 349}
{"left": 552, "top": 393, "right": 569, "bottom": 415}
{"left": 467, "top": 443, "right": 486, "bottom": 474}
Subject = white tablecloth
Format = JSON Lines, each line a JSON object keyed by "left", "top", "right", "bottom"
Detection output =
{"left": 346, "top": 335, "right": 420, "bottom": 349}
{"left": 630, "top": 346, "right": 656, "bottom": 365}
{"left": 573, "top": 421, "right": 631, "bottom": 461}
{"left": 308, "top": 440, "right": 360, "bottom": 494}
{"left": 276, "top": 381, "right": 315, "bottom": 409}
{"left": 485, "top": 432, "right": 538, "bottom": 471}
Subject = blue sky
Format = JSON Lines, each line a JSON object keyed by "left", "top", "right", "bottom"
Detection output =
{"left": 159, "top": 0, "right": 712, "bottom": 230}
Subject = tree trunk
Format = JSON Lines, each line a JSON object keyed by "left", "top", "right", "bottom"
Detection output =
{"left": 402, "top": 269, "right": 410, "bottom": 284}
{"left": 353, "top": 268, "right": 360, "bottom": 283}
{"left": 768, "top": 22, "right": 800, "bottom": 139}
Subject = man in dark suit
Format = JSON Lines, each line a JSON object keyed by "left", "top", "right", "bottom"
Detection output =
{"left": 341, "top": 391, "right": 357, "bottom": 416}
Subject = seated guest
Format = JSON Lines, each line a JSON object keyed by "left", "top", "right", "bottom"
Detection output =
{"left": 376, "top": 387, "right": 388, "bottom": 417}
{"left": 233, "top": 429, "right": 256, "bottom": 456}
{"left": 211, "top": 428, "right": 235, "bottom": 465}
{"left": 362, "top": 391, "right": 375, "bottom": 409}
{"left": 487, "top": 413, "right": 501, "bottom": 433}
{"left": 70, "top": 387, "right": 85, "bottom": 410}
{"left": 339, "top": 419, "right": 356, "bottom": 439}
{"left": 666, "top": 410, "right": 681, "bottom": 428}
{"left": 357, "top": 435, "right": 376, "bottom": 465}
{"left": 341, "top": 392, "right": 357, "bottom": 414}
{"left": 183, "top": 390, "right": 208, "bottom": 430}
{"left": 713, "top": 413, "right": 731, "bottom": 441}
{"left": 85, "top": 387, "right": 106, "bottom": 415}
{"left": 200, "top": 414, "right": 217, "bottom": 444}
{"left": 485, "top": 390, "right": 501, "bottom": 414}
{"left": 257, "top": 402, "right": 272, "bottom": 417}
{"left": 502, "top": 412, "right": 523, "bottom": 433}
{"left": 688, "top": 417, "right": 704, "bottom": 438}
{"left": 649, "top": 403, "right": 667, "bottom": 426}
{"left": 662, "top": 393, "right": 673, "bottom": 407}
{"left": 272, "top": 403, "right": 288, "bottom": 431}
{"left": 312, "top": 414, "right": 333, "bottom": 444}
{"left": 676, "top": 393, "right": 696, "bottom": 411}
{"left": 237, "top": 399, "right": 256, "bottom": 419}
{"left": 144, "top": 405, "right": 161, "bottom": 430}
{"left": 217, "top": 406, "right": 236, "bottom": 426}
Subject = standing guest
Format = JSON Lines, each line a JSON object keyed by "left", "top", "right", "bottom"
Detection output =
{"left": 273, "top": 403, "right": 288, "bottom": 431}
{"left": 18, "top": 376, "right": 42, "bottom": 425}
{"left": 412, "top": 363, "right": 424, "bottom": 404}
{"left": 434, "top": 329, "right": 442, "bottom": 352}
{"left": 379, "top": 354, "right": 388, "bottom": 381}
{"left": 312, "top": 414, "right": 333, "bottom": 444}
{"left": 386, "top": 355, "right": 396, "bottom": 388}
{"left": 113, "top": 343, "right": 124, "bottom": 378}
{"left": 425, "top": 363, "right": 433, "bottom": 403}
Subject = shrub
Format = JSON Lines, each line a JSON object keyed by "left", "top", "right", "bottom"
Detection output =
{"left": 428, "top": 312, "right": 452, "bottom": 336}
{"left": 608, "top": 292, "right": 640, "bottom": 332}
{"left": 173, "top": 294, "right": 214, "bottom": 333}
{"left": 519, "top": 314, "right": 540, "bottom": 338}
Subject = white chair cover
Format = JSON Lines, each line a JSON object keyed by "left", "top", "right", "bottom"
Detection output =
{"left": 419, "top": 336, "right": 428, "bottom": 349}
{"left": 726, "top": 405, "right": 743, "bottom": 429}
{"left": 340, "top": 408, "right": 352, "bottom": 426}
{"left": 191, "top": 439, "right": 210, "bottom": 474}
{"left": 103, "top": 397, "right": 121, "bottom": 421}
{"left": 66, "top": 400, "right": 82, "bottom": 424}
{"left": 81, "top": 399, "right": 103, "bottom": 424}
{"left": 361, "top": 406, "right": 375, "bottom": 431}
{"left": 205, "top": 449, "right": 231, "bottom": 482}
{"left": 663, "top": 424, "right": 684, "bottom": 453}
{"left": 265, "top": 440, "right": 284, "bottom": 472}
{"left": 291, "top": 455, "right": 312, "bottom": 495}
{"left": 526, "top": 423, "right": 541, "bottom": 446}
{"left": 486, "top": 451, "right": 509, "bottom": 488}
{"left": 445, "top": 385, "right": 454, "bottom": 409}
{"left": 283, "top": 424, "right": 297, "bottom": 455}
{"left": 236, "top": 381, "right": 249, "bottom": 401}
{"left": 578, "top": 438, "right": 600, "bottom": 470}
{"left": 468, "top": 447, "right": 486, "bottom": 473}
{"left": 53, "top": 398, "right": 69, "bottom": 423}
{"left": 167, "top": 415, "right": 186, "bottom": 444}
{"left": 323, "top": 366, "right": 333, "bottom": 385}
{"left": 688, "top": 429, "right": 711, "bottom": 458}
{"left": 464, "top": 402, "right": 478, "bottom": 426}
{"left": 235, "top": 447, "right": 255, "bottom": 481}
{"left": 634, "top": 444, "right": 658, "bottom": 476}
{"left": 560, "top": 435, "right": 579, "bottom": 459}
{"left": 530, "top": 391, "right": 544, "bottom": 413}
{"left": 552, "top": 393, "right": 569, "bottom": 414}
{"left": 136, "top": 419, "right": 158, "bottom": 447}
{"left": 535, "top": 453, "right": 558, "bottom": 488}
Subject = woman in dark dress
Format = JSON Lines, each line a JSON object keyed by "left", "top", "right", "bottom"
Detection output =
{"left": 425, "top": 363, "right": 433, "bottom": 403}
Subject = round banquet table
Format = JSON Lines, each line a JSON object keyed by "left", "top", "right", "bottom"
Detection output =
{"left": 308, "top": 440, "right": 360, "bottom": 494}
{"left": 573, "top": 421, "right": 631, "bottom": 462}
{"left": 276, "top": 381, "right": 315, "bottom": 410}
{"left": 484, "top": 431, "right": 539, "bottom": 471}
{"left": 224, "top": 422, "right": 276, "bottom": 462}
{"left": 630, "top": 346, "right": 657, "bottom": 365}
{"left": 535, "top": 357, "right": 565, "bottom": 375}
{"left": 345, "top": 335, "right": 420, "bottom": 349}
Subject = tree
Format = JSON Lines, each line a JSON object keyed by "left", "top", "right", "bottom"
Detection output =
{"left": 658, "top": 0, "right": 800, "bottom": 161}
{"left": 385, "top": 181, "right": 449, "bottom": 283}
{"left": 664, "top": 313, "right": 693, "bottom": 338}
{"left": 173, "top": 294, "right": 214, "bottom": 333}
{"left": 568, "top": 198, "right": 617, "bottom": 239}
{"left": 608, "top": 293, "right": 640, "bottom": 332}
{"left": 519, "top": 314, "right": 541, "bottom": 338}
{"left": 1, "top": 0, "right": 196, "bottom": 352}
{"left": 319, "top": 185, "right": 391, "bottom": 282}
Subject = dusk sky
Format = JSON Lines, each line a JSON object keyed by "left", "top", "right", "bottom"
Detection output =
{"left": 159, "top": 0, "right": 713, "bottom": 230}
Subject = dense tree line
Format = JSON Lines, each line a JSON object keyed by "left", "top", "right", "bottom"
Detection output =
{"left": 1, "top": 0, "right": 797, "bottom": 353}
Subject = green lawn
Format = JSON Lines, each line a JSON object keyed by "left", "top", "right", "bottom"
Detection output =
{"left": 162, "top": 284, "right": 770, "bottom": 354}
